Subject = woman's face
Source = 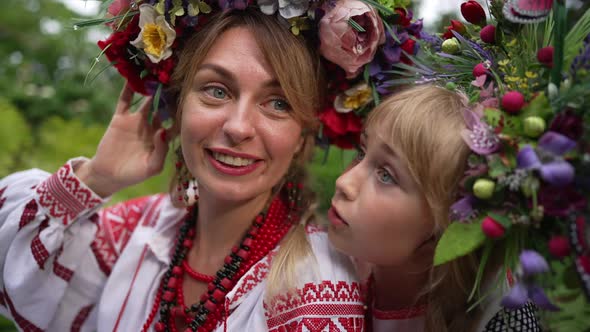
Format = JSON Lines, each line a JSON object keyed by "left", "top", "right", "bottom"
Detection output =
{"left": 327, "top": 126, "right": 435, "bottom": 267}
{"left": 180, "top": 27, "right": 303, "bottom": 203}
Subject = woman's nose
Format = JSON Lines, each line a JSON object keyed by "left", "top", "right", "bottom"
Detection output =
{"left": 222, "top": 100, "right": 256, "bottom": 144}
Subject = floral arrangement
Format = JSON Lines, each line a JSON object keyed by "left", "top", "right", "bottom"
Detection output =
{"left": 393, "top": 0, "right": 590, "bottom": 329}
{"left": 81, "top": 0, "right": 422, "bottom": 149}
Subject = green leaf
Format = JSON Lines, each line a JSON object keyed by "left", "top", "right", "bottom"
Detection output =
{"left": 487, "top": 212, "right": 512, "bottom": 229}
{"left": 484, "top": 108, "right": 523, "bottom": 136}
{"left": 434, "top": 220, "right": 486, "bottom": 266}
{"left": 488, "top": 155, "right": 511, "bottom": 178}
{"left": 348, "top": 19, "right": 366, "bottom": 32}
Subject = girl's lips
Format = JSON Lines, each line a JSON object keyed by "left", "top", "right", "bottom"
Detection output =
{"left": 328, "top": 206, "right": 349, "bottom": 228}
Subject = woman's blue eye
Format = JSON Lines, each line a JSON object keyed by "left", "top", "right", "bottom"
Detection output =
{"left": 376, "top": 168, "right": 395, "bottom": 184}
{"left": 205, "top": 87, "right": 227, "bottom": 99}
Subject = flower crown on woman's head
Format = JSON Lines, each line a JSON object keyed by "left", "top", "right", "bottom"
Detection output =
{"left": 396, "top": 0, "right": 590, "bottom": 327}
{"left": 84, "top": 0, "right": 422, "bottom": 148}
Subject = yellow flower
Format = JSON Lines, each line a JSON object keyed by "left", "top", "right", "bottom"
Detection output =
{"left": 289, "top": 17, "right": 310, "bottom": 36}
{"left": 334, "top": 83, "right": 373, "bottom": 113}
{"left": 131, "top": 4, "right": 176, "bottom": 63}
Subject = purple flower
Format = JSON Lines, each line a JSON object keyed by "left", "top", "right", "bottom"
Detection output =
{"left": 219, "top": 0, "right": 248, "bottom": 10}
{"left": 517, "top": 131, "right": 576, "bottom": 186}
{"left": 460, "top": 105, "right": 501, "bottom": 155}
{"left": 501, "top": 250, "right": 559, "bottom": 311}
{"left": 449, "top": 195, "right": 477, "bottom": 221}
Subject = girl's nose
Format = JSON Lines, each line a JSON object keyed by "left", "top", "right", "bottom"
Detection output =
{"left": 334, "top": 161, "right": 363, "bottom": 201}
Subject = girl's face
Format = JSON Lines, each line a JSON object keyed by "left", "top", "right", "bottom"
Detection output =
{"left": 180, "top": 27, "right": 303, "bottom": 203}
{"left": 328, "top": 126, "right": 435, "bottom": 267}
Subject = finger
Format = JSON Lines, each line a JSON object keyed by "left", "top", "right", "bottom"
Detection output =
{"left": 138, "top": 96, "right": 155, "bottom": 120}
{"left": 147, "top": 128, "right": 170, "bottom": 176}
{"left": 115, "top": 82, "right": 135, "bottom": 114}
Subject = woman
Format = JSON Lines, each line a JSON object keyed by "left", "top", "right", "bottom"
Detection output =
{"left": 0, "top": 9, "right": 364, "bottom": 332}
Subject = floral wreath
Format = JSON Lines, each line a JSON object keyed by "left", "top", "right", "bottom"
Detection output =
{"left": 81, "top": 0, "right": 422, "bottom": 149}
{"left": 389, "top": 0, "right": 590, "bottom": 328}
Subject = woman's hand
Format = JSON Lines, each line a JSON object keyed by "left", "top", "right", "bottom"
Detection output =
{"left": 76, "top": 83, "right": 170, "bottom": 197}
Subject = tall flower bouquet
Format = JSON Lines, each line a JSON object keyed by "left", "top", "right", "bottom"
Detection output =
{"left": 389, "top": 0, "right": 590, "bottom": 329}
{"left": 78, "top": 0, "right": 422, "bottom": 148}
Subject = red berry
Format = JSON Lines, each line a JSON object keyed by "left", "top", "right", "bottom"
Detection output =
{"left": 155, "top": 322, "right": 166, "bottom": 332}
{"left": 501, "top": 91, "right": 525, "bottom": 114}
{"left": 481, "top": 216, "right": 505, "bottom": 238}
{"left": 537, "top": 46, "right": 554, "bottom": 68}
{"left": 548, "top": 235, "right": 571, "bottom": 258}
{"left": 473, "top": 63, "right": 487, "bottom": 78}
{"left": 480, "top": 25, "right": 496, "bottom": 44}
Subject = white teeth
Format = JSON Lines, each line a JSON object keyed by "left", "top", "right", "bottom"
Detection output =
{"left": 212, "top": 152, "right": 255, "bottom": 166}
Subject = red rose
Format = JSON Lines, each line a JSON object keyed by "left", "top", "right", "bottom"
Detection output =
{"left": 400, "top": 38, "right": 417, "bottom": 64}
{"left": 319, "top": 107, "right": 362, "bottom": 149}
{"left": 461, "top": 0, "right": 486, "bottom": 25}
{"left": 98, "top": 16, "right": 152, "bottom": 95}
{"left": 442, "top": 20, "right": 466, "bottom": 39}
{"left": 394, "top": 8, "right": 411, "bottom": 27}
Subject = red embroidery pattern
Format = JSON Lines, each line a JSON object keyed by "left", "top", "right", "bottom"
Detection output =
{"left": 70, "top": 304, "right": 94, "bottom": 332}
{"left": 372, "top": 304, "right": 426, "bottom": 320}
{"left": 0, "top": 187, "right": 6, "bottom": 210}
{"left": 90, "top": 196, "right": 151, "bottom": 276}
{"left": 53, "top": 246, "right": 74, "bottom": 282}
{"left": 36, "top": 163, "right": 102, "bottom": 226}
{"left": 0, "top": 290, "right": 5, "bottom": 308}
{"left": 227, "top": 255, "right": 273, "bottom": 308}
{"left": 3, "top": 287, "right": 43, "bottom": 332}
{"left": 266, "top": 281, "right": 364, "bottom": 331}
{"left": 305, "top": 224, "right": 325, "bottom": 235}
{"left": 31, "top": 218, "right": 50, "bottom": 269}
{"left": 18, "top": 199, "right": 38, "bottom": 231}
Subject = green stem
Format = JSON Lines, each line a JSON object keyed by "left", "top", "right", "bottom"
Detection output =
{"left": 551, "top": 0, "right": 567, "bottom": 87}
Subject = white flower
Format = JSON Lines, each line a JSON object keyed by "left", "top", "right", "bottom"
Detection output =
{"left": 131, "top": 4, "right": 176, "bottom": 63}
{"left": 334, "top": 83, "right": 373, "bottom": 113}
{"left": 257, "top": 0, "right": 309, "bottom": 19}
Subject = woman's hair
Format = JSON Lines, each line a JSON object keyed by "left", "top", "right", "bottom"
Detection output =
{"left": 165, "top": 9, "right": 324, "bottom": 298}
{"left": 366, "top": 85, "right": 500, "bottom": 332}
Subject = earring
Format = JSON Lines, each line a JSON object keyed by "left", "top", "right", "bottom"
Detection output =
{"left": 285, "top": 168, "right": 305, "bottom": 222}
{"left": 175, "top": 147, "right": 199, "bottom": 206}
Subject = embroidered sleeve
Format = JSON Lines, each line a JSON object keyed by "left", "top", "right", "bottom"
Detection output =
{"left": 265, "top": 280, "right": 365, "bottom": 331}
{"left": 0, "top": 159, "right": 160, "bottom": 331}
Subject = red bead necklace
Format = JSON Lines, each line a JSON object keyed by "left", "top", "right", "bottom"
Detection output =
{"left": 142, "top": 194, "right": 293, "bottom": 332}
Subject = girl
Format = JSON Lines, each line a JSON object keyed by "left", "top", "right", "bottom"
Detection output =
{"left": 0, "top": 9, "right": 363, "bottom": 332}
{"left": 327, "top": 85, "right": 541, "bottom": 332}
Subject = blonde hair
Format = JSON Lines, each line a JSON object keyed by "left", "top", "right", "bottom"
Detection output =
{"left": 366, "top": 85, "right": 499, "bottom": 332}
{"left": 165, "top": 9, "right": 323, "bottom": 299}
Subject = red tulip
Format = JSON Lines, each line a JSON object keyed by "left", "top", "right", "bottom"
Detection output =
{"left": 548, "top": 235, "right": 571, "bottom": 258}
{"left": 480, "top": 25, "right": 496, "bottom": 44}
{"left": 473, "top": 63, "right": 487, "bottom": 78}
{"left": 501, "top": 91, "right": 525, "bottom": 114}
{"left": 481, "top": 216, "right": 505, "bottom": 238}
{"left": 461, "top": 0, "right": 486, "bottom": 25}
{"left": 537, "top": 46, "right": 554, "bottom": 68}
{"left": 442, "top": 20, "right": 466, "bottom": 39}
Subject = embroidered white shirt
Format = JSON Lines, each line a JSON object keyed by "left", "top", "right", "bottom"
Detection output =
{"left": 0, "top": 159, "right": 365, "bottom": 332}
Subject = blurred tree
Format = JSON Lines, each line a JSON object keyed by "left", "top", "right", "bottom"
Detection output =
{"left": 0, "top": 0, "right": 123, "bottom": 132}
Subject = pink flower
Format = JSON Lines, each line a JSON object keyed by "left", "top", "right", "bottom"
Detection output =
{"left": 319, "top": 0, "right": 385, "bottom": 79}
{"left": 108, "top": 0, "right": 134, "bottom": 16}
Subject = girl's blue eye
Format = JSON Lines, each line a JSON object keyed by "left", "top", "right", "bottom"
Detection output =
{"left": 355, "top": 149, "right": 366, "bottom": 161}
{"left": 376, "top": 168, "right": 395, "bottom": 184}
{"left": 269, "top": 99, "right": 290, "bottom": 112}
